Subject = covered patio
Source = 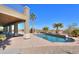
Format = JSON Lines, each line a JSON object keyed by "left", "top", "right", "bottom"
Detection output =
{"left": 0, "top": 5, "right": 30, "bottom": 36}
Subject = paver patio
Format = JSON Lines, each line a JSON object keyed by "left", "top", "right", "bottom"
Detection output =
{"left": 0, "top": 34, "right": 79, "bottom": 54}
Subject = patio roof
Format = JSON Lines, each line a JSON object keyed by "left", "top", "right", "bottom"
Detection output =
{"left": 0, "top": 5, "right": 26, "bottom": 26}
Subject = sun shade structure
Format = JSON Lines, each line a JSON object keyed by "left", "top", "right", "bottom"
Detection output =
{"left": 0, "top": 5, "right": 27, "bottom": 26}
{"left": 0, "top": 5, "right": 30, "bottom": 36}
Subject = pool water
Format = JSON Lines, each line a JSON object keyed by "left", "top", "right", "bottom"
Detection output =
{"left": 36, "top": 33, "right": 75, "bottom": 42}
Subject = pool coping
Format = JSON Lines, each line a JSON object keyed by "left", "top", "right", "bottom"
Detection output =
{"left": 33, "top": 33, "right": 79, "bottom": 46}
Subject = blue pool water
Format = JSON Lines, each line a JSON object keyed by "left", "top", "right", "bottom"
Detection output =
{"left": 36, "top": 33, "right": 75, "bottom": 42}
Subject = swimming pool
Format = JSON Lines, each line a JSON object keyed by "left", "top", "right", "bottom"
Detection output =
{"left": 36, "top": 33, "right": 75, "bottom": 42}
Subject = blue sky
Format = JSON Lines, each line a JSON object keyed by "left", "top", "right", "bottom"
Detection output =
{"left": 4, "top": 4, "right": 79, "bottom": 30}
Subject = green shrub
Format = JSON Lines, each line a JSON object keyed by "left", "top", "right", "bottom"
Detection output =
{"left": 71, "top": 29, "right": 79, "bottom": 37}
{"left": 43, "top": 26, "right": 49, "bottom": 32}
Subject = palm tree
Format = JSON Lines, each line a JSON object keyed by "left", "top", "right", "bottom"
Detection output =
{"left": 43, "top": 26, "right": 49, "bottom": 32}
{"left": 30, "top": 13, "right": 36, "bottom": 33}
{"left": 53, "top": 23, "right": 63, "bottom": 33}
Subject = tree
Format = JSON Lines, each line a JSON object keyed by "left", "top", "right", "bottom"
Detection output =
{"left": 64, "top": 23, "right": 78, "bottom": 36}
{"left": 68, "top": 23, "right": 77, "bottom": 30}
{"left": 53, "top": 23, "right": 63, "bottom": 33}
{"left": 43, "top": 26, "right": 49, "bottom": 32}
{"left": 30, "top": 13, "right": 36, "bottom": 33}
{"left": 71, "top": 29, "right": 79, "bottom": 37}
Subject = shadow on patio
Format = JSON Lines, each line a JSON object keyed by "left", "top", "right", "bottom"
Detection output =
{"left": 0, "top": 33, "right": 23, "bottom": 50}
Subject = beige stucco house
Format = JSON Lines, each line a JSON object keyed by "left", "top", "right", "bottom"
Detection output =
{"left": 0, "top": 5, "right": 30, "bottom": 37}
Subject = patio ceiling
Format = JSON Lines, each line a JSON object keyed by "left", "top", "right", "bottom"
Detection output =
{"left": 0, "top": 5, "right": 26, "bottom": 26}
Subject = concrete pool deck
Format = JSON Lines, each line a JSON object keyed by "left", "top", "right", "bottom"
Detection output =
{"left": 0, "top": 34, "right": 79, "bottom": 54}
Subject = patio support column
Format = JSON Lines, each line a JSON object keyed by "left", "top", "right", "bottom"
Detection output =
{"left": 9, "top": 25, "right": 12, "bottom": 34}
{"left": 3, "top": 26, "right": 6, "bottom": 32}
{"left": 24, "top": 6, "right": 30, "bottom": 34}
{"left": 23, "top": 6, "right": 30, "bottom": 38}
{"left": 4, "top": 26, "right": 8, "bottom": 33}
{"left": 14, "top": 23, "right": 18, "bottom": 36}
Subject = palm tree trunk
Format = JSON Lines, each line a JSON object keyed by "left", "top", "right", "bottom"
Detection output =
{"left": 56, "top": 27, "right": 59, "bottom": 34}
{"left": 32, "top": 20, "right": 35, "bottom": 33}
